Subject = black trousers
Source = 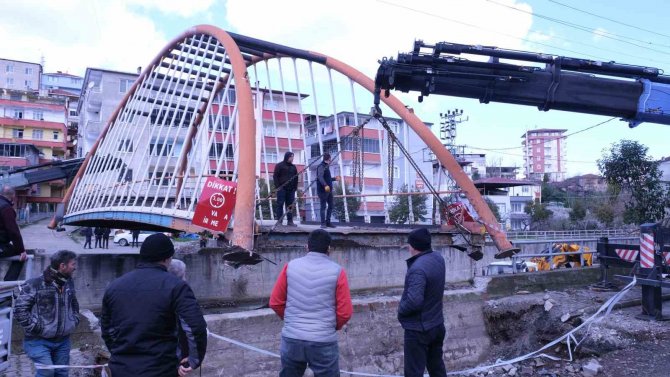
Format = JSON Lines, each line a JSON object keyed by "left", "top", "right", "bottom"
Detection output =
{"left": 404, "top": 324, "right": 447, "bottom": 377}
{"left": 318, "top": 191, "right": 333, "bottom": 225}
{"left": 1, "top": 243, "right": 24, "bottom": 281}
{"left": 83, "top": 236, "right": 92, "bottom": 249}
{"left": 94, "top": 236, "right": 102, "bottom": 248}
{"left": 276, "top": 189, "right": 295, "bottom": 222}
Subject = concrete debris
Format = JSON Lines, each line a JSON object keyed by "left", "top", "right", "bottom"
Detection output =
{"left": 516, "top": 290, "right": 531, "bottom": 295}
{"left": 544, "top": 300, "right": 554, "bottom": 312}
{"left": 507, "top": 366, "right": 518, "bottom": 376}
{"left": 501, "top": 364, "right": 514, "bottom": 373}
{"left": 544, "top": 294, "right": 550, "bottom": 300}
{"left": 582, "top": 359, "right": 603, "bottom": 376}
{"left": 534, "top": 358, "right": 546, "bottom": 367}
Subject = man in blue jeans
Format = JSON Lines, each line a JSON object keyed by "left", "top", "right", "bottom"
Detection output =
{"left": 398, "top": 228, "right": 447, "bottom": 377}
{"left": 270, "top": 229, "right": 353, "bottom": 376}
{"left": 14, "top": 250, "right": 79, "bottom": 377}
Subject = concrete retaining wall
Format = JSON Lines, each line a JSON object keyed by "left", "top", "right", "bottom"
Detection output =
{"left": 0, "top": 235, "right": 639, "bottom": 310}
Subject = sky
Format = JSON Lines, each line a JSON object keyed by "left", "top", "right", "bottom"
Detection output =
{"left": 1, "top": 0, "right": 668, "bottom": 177}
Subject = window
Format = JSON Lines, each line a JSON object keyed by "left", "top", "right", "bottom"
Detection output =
{"left": 341, "top": 137, "right": 381, "bottom": 153}
{"left": 208, "top": 114, "right": 230, "bottom": 131}
{"left": 150, "top": 109, "right": 193, "bottom": 127}
{"left": 33, "top": 111, "right": 43, "bottom": 120}
{"left": 71, "top": 78, "right": 79, "bottom": 85}
{"left": 69, "top": 110, "right": 77, "bottom": 117}
{"left": 119, "top": 78, "right": 134, "bottom": 93}
{"left": 25, "top": 67, "right": 33, "bottom": 75}
{"left": 263, "top": 152, "right": 277, "bottom": 163}
{"left": 53, "top": 131, "right": 60, "bottom": 141}
{"left": 13, "top": 109, "right": 23, "bottom": 119}
{"left": 305, "top": 126, "right": 316, "bottom": 138}
{"left": 149, "top": 142, "right": 173, "bottom": 156}
{"left": 117, "top": 168, "right": 133, "bottom": 183}
{"left": 263, "top": 124, "right": 276, "bottom": 137}
{"left": 544, "top": 164, "right": 551, "bottom": 169}
{"left": 25, "top": 80, "right": 32, "bottom": 88}
{"left": 0, "top": 144, "right": 28, "bottom": 157}
{"left": 522, "top": 186, "right": 530, "bottom": 193}
{"left": 5, "top": 65, "right": 13, "bottom": 73}
{"left": 118, "top": 139, "right": 133, "bottom": 152}
{"left": 32, "top": 129, "right": 43, "bottom": 140}
{"left": 393, "top": 166, "right": 400, "bottom": 179}
{"left": 511, "top": 202, "right": 523, "bottom": 213}
{"left": 9, "top": 93, "right": 21, "bottom": 101}
{"left": 12, "top": 129, "right": 23, "bottom": 138}
{"left": 6, "top": 77, "right": 14, "bottom": 86}
{"left": 209, "top": 143, "right": 234, "bottom": 159}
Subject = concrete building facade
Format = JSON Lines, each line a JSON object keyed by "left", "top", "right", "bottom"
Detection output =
{"left": 522, "top": 128, "right": 567, "bottom": 182}
{"left": 304, "top": 112, "right": 434, "bottom": 224}
{"left": 0, "top": 59, "right": 41, "bottom": 92}
{"left": 41, "top": 72, "right": 84, "bottom": 96}
{"left": 0, "top": 90, "right": 68, "bottom": 210}
{"left": 77, "top": 68, "right": 139, "bottom": 158}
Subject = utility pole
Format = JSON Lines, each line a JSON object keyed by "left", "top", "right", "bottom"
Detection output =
{"left": 439, "top": 109, "right": 468, "bottom": 155}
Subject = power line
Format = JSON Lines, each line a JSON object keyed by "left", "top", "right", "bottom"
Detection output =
{"left": 465, "top": 146, "right": 596, "bottom": 164}
{"left": 547, "top": 0, "right": 670, "bottom": 39}
{"left": 486, "top": 0, "right": 670, "bottom": 53}
{"left": 468, "top": 117, "right": 616, "bottom": 152}
{"left": 374, "top": 0, "right": 610, "bottom": 61}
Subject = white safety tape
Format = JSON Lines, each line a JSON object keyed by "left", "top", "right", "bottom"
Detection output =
{"left": 207, "top": 276, "right": 637, "bottom": 377}
{"left": 35, "top": 363, "right": 109, "bottom": 377}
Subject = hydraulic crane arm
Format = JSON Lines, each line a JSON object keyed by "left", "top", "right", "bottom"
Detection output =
{"left": 375, "top": 41, "right": 670, "bottom": 127}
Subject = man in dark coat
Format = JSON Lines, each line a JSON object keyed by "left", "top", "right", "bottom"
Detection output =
{"left": 398, "top": 228, "right": 447, "bottom": 377}
{"left": 131, "top": 229, "right": 141, "bottom": 248}
{"left": 0, "top": 185, "right": 27, "bottom": 281}
{"left": 101, "top": 233, "right": 207, "bottom": 377}
{"left": 273, "top": 151, "right": 299, "bottom": 226}
{"left": 102, "top": 228, "right": 111, "bottom": 249}
{"left": 94, "top": 227, "right": 103, "bottom": 248}
{"left": 83, "top": 227, "right": 93, "bottom": 249}
{"left": 316, "top": 153, "right": 338, "bottom": 228}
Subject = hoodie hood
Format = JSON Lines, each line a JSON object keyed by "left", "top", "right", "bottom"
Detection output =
{"left": 283, "top": 151, "right": 294, "bottom": 163}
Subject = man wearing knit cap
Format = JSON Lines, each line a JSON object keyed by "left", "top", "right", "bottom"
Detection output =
{"left": 270, "top": 229, "right": 353, "bottom": 376}
{"left": 398, "top": 228, "right": 447, "bottom": 377}
{"left": 101, "top": 233, "right": 207, "bottom": 377}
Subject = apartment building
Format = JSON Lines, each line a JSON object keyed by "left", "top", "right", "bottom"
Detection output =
{"left": 0, "top": 59, "right": 41, "bottom": 92}
{"left": 522, "top": 128, "right": 567, "bottom": 182}
{"left": 0, "top": 90, "right": 68, "bottom": 209}
{"left": 304, "top": 112, "right": 434, "bottom": 223}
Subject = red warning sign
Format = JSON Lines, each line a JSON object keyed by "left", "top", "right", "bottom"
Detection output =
{"left": 192, "top": 177, "right": 237, "bottom": 232}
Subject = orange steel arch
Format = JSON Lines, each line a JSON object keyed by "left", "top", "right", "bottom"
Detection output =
{"left": 54, "top": 25, "right": 515, "bottom": 256}
{"left": 51, "top": 25, "right": 257, "bottom": 251}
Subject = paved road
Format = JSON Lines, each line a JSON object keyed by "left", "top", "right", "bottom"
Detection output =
{"left": 21, "top": 220, "right": 139, "bottom": 255}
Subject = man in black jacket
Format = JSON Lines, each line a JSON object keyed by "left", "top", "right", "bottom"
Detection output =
{"left": 398, "top": 228, "right": 447, "bottom": 377}
{"left": 0, "top": 185, "right": 27, "bottom": 280}
{"left": 316, "top": 153, "right": 338, "bottom": 228}
{"left": 101, "top": 233, "right": 207, "bottom": 377}
{"left": 273, "top": 151, "right": 299, "bottom": 226}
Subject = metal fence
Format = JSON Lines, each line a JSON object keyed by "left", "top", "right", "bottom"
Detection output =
{"left": 506, "top": 229, "right": 637, "bottom": 240}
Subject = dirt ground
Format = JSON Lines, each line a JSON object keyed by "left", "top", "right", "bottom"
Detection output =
{"left": 464, "top": 284, "right": 670, "bottom": 377}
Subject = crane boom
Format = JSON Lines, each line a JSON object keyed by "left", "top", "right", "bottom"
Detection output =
{"left": 375, "top": 41, "right": 670, "bottom": 127}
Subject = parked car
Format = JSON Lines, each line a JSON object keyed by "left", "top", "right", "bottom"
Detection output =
{"left": 113, "top": 231, "right": 168, "bottom": 246}
{"left": 484, "top": 260, "right": 538, "bottom": 276}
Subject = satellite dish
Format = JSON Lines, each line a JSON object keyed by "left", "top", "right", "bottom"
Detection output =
{"left": 87, "top": 82, "right": 95, "bottom": 90}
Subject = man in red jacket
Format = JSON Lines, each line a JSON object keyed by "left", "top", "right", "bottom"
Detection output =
{"left": 270, "top": 229, "right": 352, "bottom": 377}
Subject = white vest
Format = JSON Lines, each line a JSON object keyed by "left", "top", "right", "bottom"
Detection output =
{"left": 283, "top": 252, "right": 341, "bottom": 343}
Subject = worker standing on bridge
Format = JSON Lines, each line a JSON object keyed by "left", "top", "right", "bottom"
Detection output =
{"left": 399, "top": 228, "right": 447, "bottom": 377}
{"left": 14, "top": 250, "right": 79, "bottom": 377}
{"left": 270, "top": 229, "right": 353, "bottom": 377}
{"left": 101, "top": 233, "right": 207, "bottom": 377}
{"left": 274, "top": 151, "right": 299, "bottom": 227}
{"left": 316, "top": 153, "right": 338, "bottom": 228}
{"left": 0, "top": 185, "right": 28, "bottom": 281}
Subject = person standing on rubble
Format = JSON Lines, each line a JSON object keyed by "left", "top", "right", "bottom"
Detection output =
{"left": 270, "top": 229, "right": 353, "bottom": 377}
{"left": 398, "top": 228, "right": 447, "bottom": 377}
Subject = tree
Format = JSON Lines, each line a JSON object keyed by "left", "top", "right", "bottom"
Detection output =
{"left": 389, "top": 184, "right": 429, "bottom": 224}
{"left": 256, "top": 178, "right": 274, "bottom": 220}
{"left": 524, "top": 199, "right": 553, "bottom": 230}
{"left": 485, "top": 198, "right": 502, "bottom": 222}
{"left": 594, "top": 201, "right": 615, "bottom": 228}
{"left": 333, "top": 185, "right": 361, "bottom": 222}
{"left": 569, "top": 200, "right": 587, "bottom": 223}
{"left": 597, "top": 140, "right": 669, "bottom": 224}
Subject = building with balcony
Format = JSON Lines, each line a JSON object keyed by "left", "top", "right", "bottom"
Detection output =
{"left": 0, "top": 59, "right": 41, "bottom": 92}
{"left": 522, "top": 128, "right": 567, "bottom": 182}
{"left": 304, "top": 111, "right": 434, "bottom": 223}
{"left": 78, "top": 68, "right": 139, "bottom": 157}
{"left": 0, "top": 90, "right": 68, "bottom": 210}
{"left": 41, "top": 71, "right": 84, "bottom": 96}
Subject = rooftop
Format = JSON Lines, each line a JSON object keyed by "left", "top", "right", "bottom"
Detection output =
{"left": 521, "top": 128, "right": 568, "bottom": 138}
